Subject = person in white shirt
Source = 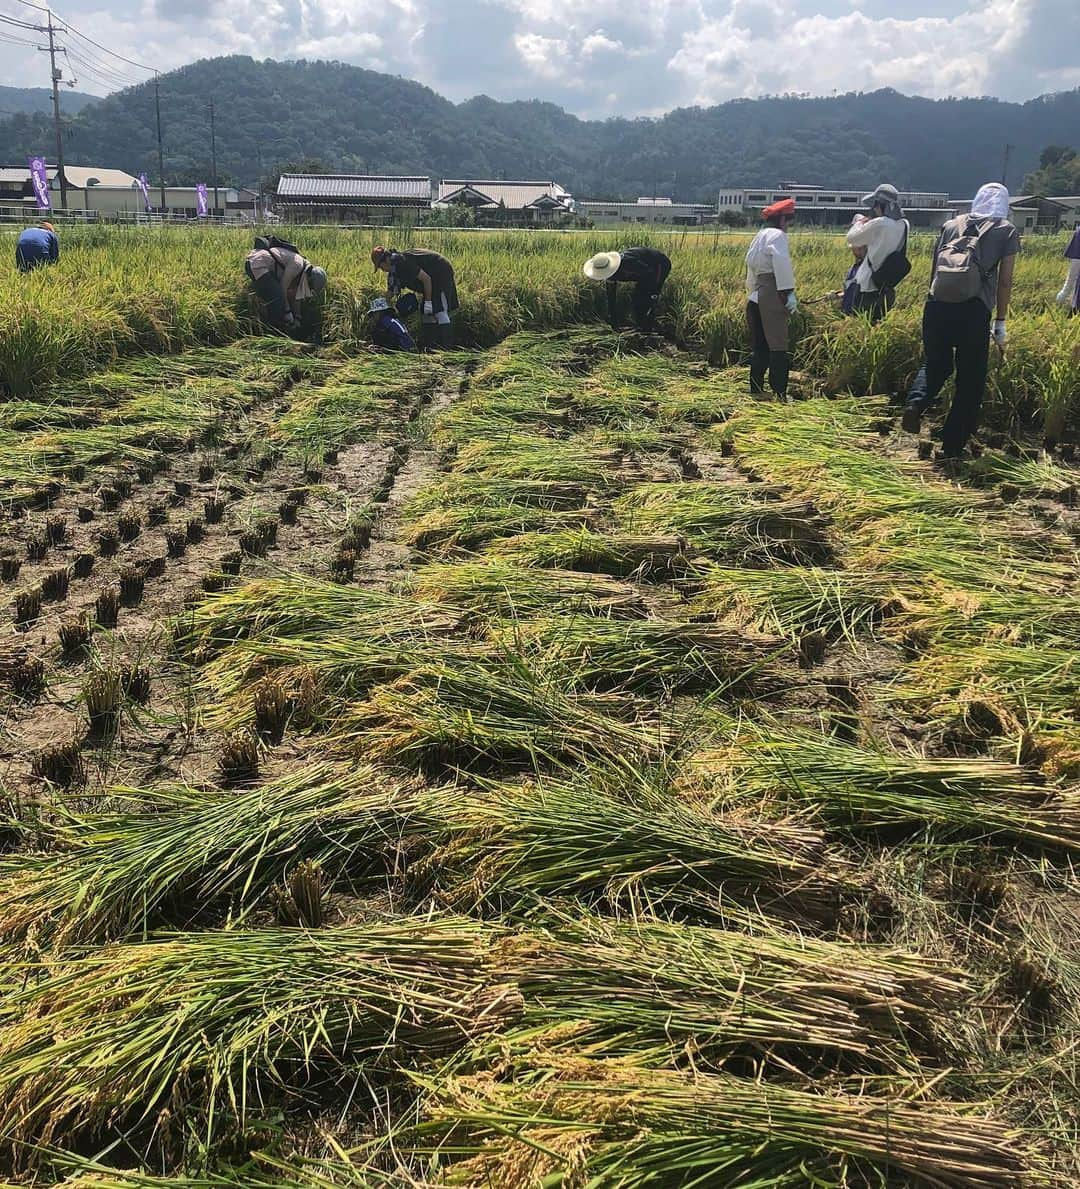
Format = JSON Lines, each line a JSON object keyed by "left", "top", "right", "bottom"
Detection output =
{"left": 745, "top": 197, "right": 797, "bottom": 401}
{"left": 845, "top": 183, "right": 908, "bottom": 322}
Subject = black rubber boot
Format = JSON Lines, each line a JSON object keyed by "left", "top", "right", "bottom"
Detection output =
{"left": 420, "top": 322, "right": 438, "bottom": 353}
{"left": 769, "top": 351, "right": 791, "bottom": 402}
{"left": 436, "top": 322, "right": 455, "bottom": 350}
{"left": 749, "top": 365, "right": 766, "bottom": 395}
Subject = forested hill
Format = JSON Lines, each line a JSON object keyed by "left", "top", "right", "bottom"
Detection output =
{"left": 1, "top": 55, "right": 1078, "bottom": 199}
{"left": 0, "top": 84, "right": 98, "bottom": 118}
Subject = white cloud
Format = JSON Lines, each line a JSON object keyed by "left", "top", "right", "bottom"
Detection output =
{"left": 1, "top": 0, "right": 1074, "bottom": 116}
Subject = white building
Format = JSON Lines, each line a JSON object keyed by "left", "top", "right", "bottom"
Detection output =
{"left": 718, "top": 184, "right": 952, "bottom": 228}
{"left": 576, "top": 197, "right": 715, "bottom": 227}
{"left": 0, "top": 164, "right": 256, "bottom": 219}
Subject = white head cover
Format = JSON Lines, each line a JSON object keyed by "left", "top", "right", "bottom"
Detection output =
{"left": 583, "top": 251, "right": 622, "bottom": 282}
{"left": 369, "top": 296, "right": 391, "bottom": 313}
{"left": 970, "top": 182, "right": 1010, "bottom": 220}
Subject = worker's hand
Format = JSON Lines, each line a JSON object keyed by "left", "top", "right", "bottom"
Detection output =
{"left": 423, "top": 300, "right": 434, "bottom": 316}
{"left": 1056, "top": 285, "right": 1072, "bottom": 306}
{"left": 991, "top": 319, "right": 1007, "bottom": 346}
{"left": 784, "top": 293, "right": 798, "bottom": 315}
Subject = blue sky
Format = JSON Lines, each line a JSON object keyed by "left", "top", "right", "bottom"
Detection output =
{"left": 4, "top": 0, "right": 1076, "bottom": 116}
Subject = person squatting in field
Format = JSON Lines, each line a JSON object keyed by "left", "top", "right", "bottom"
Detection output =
{"left": 745, "top": 198, "right": 798, "bottom": 402}
{"left": 845, "top": 183, "right": 910, "bottom": 323}
{"left": 15, "top": 221, "right": 59, "bottom": 273}
{"left": 901, "top": 182, "right": 1019, "bottom": 459}
{"left": 1057, "top": 226, "right": 1080, "bottom": 317}
{"left": 582, "top": 247, "right": 672, "bottom": 334}
{"left": 244, "top": 237, "right": 327, "bottom": 340}
{"left": 368, "top": 297, "right": 416, "bottom": 351}
{"left": 372, "top": 246, "right": 458, "bottom": 350}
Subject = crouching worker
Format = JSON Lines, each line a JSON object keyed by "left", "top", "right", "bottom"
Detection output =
{"left": 745, "top": 198, "right": 797, "bottom": 401}
{"left": 583, "top": 247, "right": 671, "bottom": 333}
{"left": 369, "top": 297, "right": 416, "bottom": 351}
{"left": 16, "top": 220, "right": 59, "bottom": 273}
{"left": 371, "top": 246, "right": 457, "bottom": 349}
{"left": 244, "top": 236, "right": 327, "bottom": 339}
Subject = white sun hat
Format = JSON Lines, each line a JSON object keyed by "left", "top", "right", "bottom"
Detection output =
{"left": 583, "top": 251, "right": 622, "bottom": 282}
{"left": 368, "top": 296, "right": 391, "bottom": 313}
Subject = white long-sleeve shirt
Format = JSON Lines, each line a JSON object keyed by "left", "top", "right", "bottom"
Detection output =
{"left": 846, "top": 216, "right": 907, "bottom": 293}
{"left": 745, "top": 228, "right": 795, "bottom": 302}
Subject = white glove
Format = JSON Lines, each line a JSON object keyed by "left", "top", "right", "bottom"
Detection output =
{"left": 1058, "top": 260, "right": 1080, "bottom": 306}
{"left": 991, "top": 319, "right": 1007, "bottom": 346}
{"left": 784, "top": 293, "right": 798, "bottom": 314}
{"left": 423, "top": 300, "right": 434, "bottom": 316}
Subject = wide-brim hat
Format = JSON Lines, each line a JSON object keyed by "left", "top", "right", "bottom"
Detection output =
{"left": 368, "top": 297, "right": 390, "bottom": 314}
{"left": 861, "top": 183, "right": 899, "bottom": 208}
{"left": 583, "top": 251, "right": 622, "bottom": 282}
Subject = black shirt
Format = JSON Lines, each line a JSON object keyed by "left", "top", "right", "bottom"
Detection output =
{"left": 390, "top": 250, "right": 459, "bottom": 311}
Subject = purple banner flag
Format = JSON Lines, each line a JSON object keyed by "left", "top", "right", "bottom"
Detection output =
{"left": 137, "top": 172, "right": 151, "bottom": 212}
{"left": 196, "top": 183, "right": 208, "bottom": 218}
{"left": 28, "top": 156, "right": 50, "bottom": 211}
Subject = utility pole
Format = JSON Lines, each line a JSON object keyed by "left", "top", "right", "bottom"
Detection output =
{"left": 38, "top": 11, "right": 68, "bottom": 210}
{"left": 208, "top": 99, "right": 219, "bottom": 216}
{"left": 154, "top": 79, "right": 166, "bottom": 212}
{"left": 1001, "top": 143, "right": 1012, "bottom": 188}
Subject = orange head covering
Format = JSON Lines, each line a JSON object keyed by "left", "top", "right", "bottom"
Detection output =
{"left": 762, "top": 198, "right": 796, "bottom": 220}
{"left": 38, "top": 220, "right": 55, "bottom": 232}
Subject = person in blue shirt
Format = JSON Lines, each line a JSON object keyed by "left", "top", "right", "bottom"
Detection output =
{"left": 369, "top": 297, "right": 416, "bottom": 352}
{"left": 15, "top": 221, "right": 59, "bottom": 273}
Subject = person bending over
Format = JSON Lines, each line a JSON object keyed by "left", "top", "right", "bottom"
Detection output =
{"left": 582, "top": 247, "right": 671, "bottom": 333}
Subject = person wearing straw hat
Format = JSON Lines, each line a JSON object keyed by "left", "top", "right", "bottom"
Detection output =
{"left": 1056, "top": 225, "right": 1080, "bottom": 317}
{"left": 745, "top": 197, "right": 797, "bottom": 401}
{"left": 371, "top": 246, "right": 458, "bottom": 350}
{"left": 582, "top": 246, "right": 671, "bottom": 333}
{"left": 368, "top": 297, "right": 416, "bottom": 352}
{"left": 15, "top": 220, "right": 59, "bottom": 273}
{"left": 845, "top": 183, "right": 910, "bottom": 323}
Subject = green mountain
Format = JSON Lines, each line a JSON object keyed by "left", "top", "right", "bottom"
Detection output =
{"left": 0, "top": 83, "right": 98, "bottom": 118}
{"left": 0, "top": 55, "right": 1078, "bottom": 199}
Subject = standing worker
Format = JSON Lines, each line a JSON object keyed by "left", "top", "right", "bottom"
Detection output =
{"left": 582, "top": 247, "right": 671, "bottom": 333}
{"left": 745, "top": 198, "right": 798, "bottom": 402}
{"left": 244, "top": 236, "right": 327, "bottom": 340}
{"left": 901, "top": 183, "right": 1019, "bottom": 458}
{"left": 845, "top": 183, "right": 910, "bottom": 322}
{"left": 1056, "top": 225, "right": 1080, "bottom": 317}
{"left": 371, "top": 246, "right": 457, "bottom": 349}
{"left": 15, "top": 221, "right": 59, "bottom": 273}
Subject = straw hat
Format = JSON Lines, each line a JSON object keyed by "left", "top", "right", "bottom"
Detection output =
{"left": 583, "top": 251, "right": 622, "bottom": 282}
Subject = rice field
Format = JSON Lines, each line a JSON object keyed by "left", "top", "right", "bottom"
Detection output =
{"left": 1, "top": 231, "right": 1079, "bottom": 1187}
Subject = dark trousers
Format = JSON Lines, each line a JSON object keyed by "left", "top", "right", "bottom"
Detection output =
{"left": 854, "top": 287, "right": 895, "bottom": 324}
{"left": 746, "top": 301, "right": 790, "bottom": 398}
{"left": 630, "top": 259, "right": 671, "bottom": 331}
{"left": 245, "top": 261, "right": 287, "bottom": 330}
{"left": 905, "top": 299, "right": 990, "bottom": 454}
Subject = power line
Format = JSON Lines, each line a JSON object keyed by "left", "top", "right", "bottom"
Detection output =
{"left": 63, "top": 46, "right": 141, "bottom": 89}
{"left": 49, "top": 6, "right": 157, "bottom": 74}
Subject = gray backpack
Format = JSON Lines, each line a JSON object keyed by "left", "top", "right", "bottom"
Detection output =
{"left": 930, "top": 217, "right": 995, "bottom": 303}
